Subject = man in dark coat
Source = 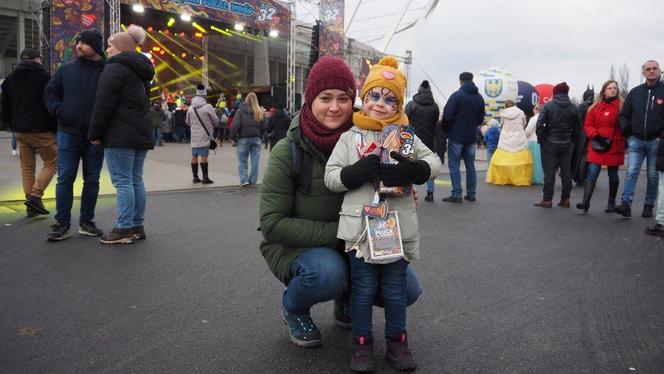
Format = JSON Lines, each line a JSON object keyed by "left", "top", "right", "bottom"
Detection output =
{"left": 265, "top": 103, "right": 291, "bottom": 150}
{"left": 571, "top": 86, "right": 594, "bottom": 186}
{"left": 406, "top": 80, "right": 441, "bottom": 202}
{"left": 1, "top": 48, "right": 56, "bottom": 217}
{"left": 534, "top": 82, "right": 581, "bottom": 208}
{"left": 440, "top": 72, "right": 485, "bottom": 203}
{"left": 43, "top": 29, "right": 105, "bottom": 241}
{"left": 615, "top": 60, "right": 664, "bottom": 218}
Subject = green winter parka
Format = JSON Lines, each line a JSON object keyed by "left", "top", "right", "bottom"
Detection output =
{"left": 259, "top": 115, "right": 344, "bottom": 284}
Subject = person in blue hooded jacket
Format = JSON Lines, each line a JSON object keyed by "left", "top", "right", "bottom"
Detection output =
{"left": 440, "top": 72, "right": 485, "bottom": 203}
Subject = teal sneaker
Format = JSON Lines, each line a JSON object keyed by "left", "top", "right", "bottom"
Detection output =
{"left": 282, "top": 310, "right": 321, "bottom": 347}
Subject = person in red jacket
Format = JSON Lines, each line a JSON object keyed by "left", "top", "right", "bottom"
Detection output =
{"left": 576, "top": 80, "right": 625, "bottom": 213}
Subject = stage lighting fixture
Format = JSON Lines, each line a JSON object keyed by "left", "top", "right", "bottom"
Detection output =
{"left": 192, "top": 22, "right": 206, "bottom": 33}
{"left": 195, "top": 32, "right": 203, "bottom": 38}
{"left": 132, "top": 4, "right": 144, "bottom": 13}
{"left": 181, "top": 13, "right": 192, "bottom": 22}
{"left": 147, "top": 26, "right": 153, "bottom": 32}
{"left": 181, "top": 52, "right": 187, "bottom": 58}
{"left": 269, "top": 29, "right": 279, "bottom": 38}
{"left": 234, "top": 23, "right": 244, "bottom": 32}
{"left": 167, "top": 18, "right": 175, "bottom": 27}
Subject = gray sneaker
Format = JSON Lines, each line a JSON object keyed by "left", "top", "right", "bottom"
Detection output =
{"left": 79, "top": 220, "right": 103, "bottom": 237}
{"left": 47, "top": 223, "right": 70, "bottom": 242}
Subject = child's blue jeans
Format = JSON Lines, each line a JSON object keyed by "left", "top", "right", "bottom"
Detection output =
{"left": 349, "top": 251, "right": 409, "bottom": 339}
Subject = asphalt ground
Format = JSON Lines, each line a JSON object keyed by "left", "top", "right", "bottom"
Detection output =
{"left": 1, "top": 173, "right": 663, "bottom": 373}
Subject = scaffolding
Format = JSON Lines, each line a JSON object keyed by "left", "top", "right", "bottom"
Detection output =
{"left": 286, "top": 1, "right": 297, "bottom": 114}
{"left": 107, "top": 0, "right": 120, "bottom": 35}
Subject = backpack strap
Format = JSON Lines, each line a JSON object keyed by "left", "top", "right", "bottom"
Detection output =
{"left": 290, "top": 127, "right": 312, "bottom": 194}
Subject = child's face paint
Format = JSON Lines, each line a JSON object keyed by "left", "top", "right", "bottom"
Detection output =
{"left": 362, "top": 87, "right": 398, "bottom": 120}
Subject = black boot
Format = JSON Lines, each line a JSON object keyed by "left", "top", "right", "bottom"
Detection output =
{"left": 424, "top": 192, "right": 434, "bottom": 202}
{"left": 191, "top": 163, "right": 201, "bottom": 183}
{"left": 605, "top": 181, "right": 619, "bottom": 213}
{"left": 576, "top": 180, "right": 596, "bottom": 213}
{"left": 201, "top": 162, "right": 214, "bottom": 184}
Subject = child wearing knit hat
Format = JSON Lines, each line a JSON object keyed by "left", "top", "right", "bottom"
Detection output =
{"left": 324, "top": 56, "right": 443, "bottom": 372}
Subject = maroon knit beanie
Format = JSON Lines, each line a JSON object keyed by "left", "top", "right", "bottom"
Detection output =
{"left": 305, "top": 56, "right": 356, "bottom": 105}
{"left": 553, "top": 82, "right": 569, "bottom": 95}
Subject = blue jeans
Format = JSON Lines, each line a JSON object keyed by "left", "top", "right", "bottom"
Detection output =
{"left": 55, "top": 132, "right": 104, "bottom": 227}
{"left": 237, "top": 136, "right": 262, "bottom": 184}
{"left": 426, "top": 178, "right": 435, "bottom": 193}
{"left": 153, "top": 128, "right": 163, "bottom": 146}
{"left": 11, "top": 132, "right": 17, "bottom": 151}
{"left": 350, "top": 252, "right": 409, "bottom": 338}
{"left": 487, "top": 148, "right": 495, "bottom": 166}
{"left": 656, "top": 172, "right": 664, "bottom": 225}
{"left": 282, "top": 247, "right": 421, "bottom": 315}
{"left": 447, "top": 140, "right": 477, "bottom": 198}
{"left": 621, "top": 136, "right": 659, "bottom": 206}
{"left": 176, "top": 127, "right": 188, "bottom": 142}
{"left": 586, "top": 163, "right": 619, "bottom": 184}
{"left": 104, "top": 148, "right": 148, "bottom": 229}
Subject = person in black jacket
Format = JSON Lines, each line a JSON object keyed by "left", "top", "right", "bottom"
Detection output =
{"left": 43, "top": 29, "right": 106, "bottom": 241}
{"left": 265, "top": 103, "right": 291, "bottom": 150}
{"left": 1, "top": 48, "right": 56, "bottom": 217}
{"left": 534, "top": 82, "right": 581, "bottom": 208}
{"left": 440, "top": 72, "right": 485, "bottom": 203}
{"left": 571, "top": 87, "right": 594, "bottom": 186}
{"left": 88, "top": 25, "right": 155, "bottom": 244}
{"left": 406, "top": 80, "right": 441, "bottom": 202}
{"left": 614, "top": 60, "right": 664, "bottom": 218}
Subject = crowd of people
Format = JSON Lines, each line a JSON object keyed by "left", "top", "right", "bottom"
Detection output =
{"left": 2, "top": 24, "right": 664, "bottom": 372}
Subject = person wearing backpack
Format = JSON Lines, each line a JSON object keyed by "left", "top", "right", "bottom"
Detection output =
{"left": 258, "top": 56, "right": 421, "bottom": 349}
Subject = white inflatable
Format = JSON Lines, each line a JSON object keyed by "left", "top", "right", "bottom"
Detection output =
{"left": 476, "top": 67, "right": 518, "bottom": 122}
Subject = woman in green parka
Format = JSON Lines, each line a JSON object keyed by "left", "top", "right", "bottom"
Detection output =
{"left": 259, "top": 56, "right": 421, "bottom": 348}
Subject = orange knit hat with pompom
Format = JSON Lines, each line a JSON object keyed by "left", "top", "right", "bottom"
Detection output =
{"left": 359, "top": 56, "right": 407, "bottom": 109}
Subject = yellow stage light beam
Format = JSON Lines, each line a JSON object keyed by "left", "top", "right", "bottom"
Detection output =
{"left": 151, "top": 50, "right": 181, "bottom": 76}
{"left": 156, "top": 30, "right": 230, "bottom": 86}
{"left": 210, "top": 25, "right": 231, "bottom": 36}
{"left": 145, "top": 30, "right": 199, "bottom": 75}
{"left": 155, "top": 69, "right": 205, "bottom": 90}
{"left": 192, "top": 22, "right": 206, "bottom": 33}
{"left": 121, "top": 24, "right": 126, "bottom": 31}
{"left": 171, "top": 31, "right": 238, "bottom": 69}
{"left": 228, "top": 29, "right": 261, "bottom": 42}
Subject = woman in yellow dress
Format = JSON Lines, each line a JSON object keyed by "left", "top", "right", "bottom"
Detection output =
{"left": 486, "top": 100, "right": 533, "bottom": 186}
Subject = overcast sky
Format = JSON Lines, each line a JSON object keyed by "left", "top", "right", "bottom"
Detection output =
{"left": 339, "top": 0, "right": 664, "bottom": 104}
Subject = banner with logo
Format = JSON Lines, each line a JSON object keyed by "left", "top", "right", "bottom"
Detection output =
{"left": 50, "top": 0, "right": 105, "bottom": 71}
{"left": 125, "top": 0, "right": 291, "bottom": 33}
{"left": 318, "top": 0, "right": 344, "bottom": 58}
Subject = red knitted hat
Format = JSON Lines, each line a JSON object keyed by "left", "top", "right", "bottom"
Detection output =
{"left": 553, "top": 82, "right": 569, "bottom": 95}
{"left": 305, "top": 56, "right": 356, "bottom": 105}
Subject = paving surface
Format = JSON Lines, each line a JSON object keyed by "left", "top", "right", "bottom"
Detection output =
{"left": 1, "top": 161, "right": 663, "bottom": 373}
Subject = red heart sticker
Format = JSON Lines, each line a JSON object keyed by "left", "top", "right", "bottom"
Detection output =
{"left": 657, "top": 99, "right": 663, "bottom": 105}
{"left": 382, "top": 71, "right": 396, "bottom": 80}
{"left": 81, "top": 13, "right": 97, "bottom": 28}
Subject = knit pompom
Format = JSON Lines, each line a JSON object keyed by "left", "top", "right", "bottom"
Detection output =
{"left": 378, "top": 56, "right": 399, "bottom": 69}
{"left": 126, "top": 25, "right": 146, "bottom": 45}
